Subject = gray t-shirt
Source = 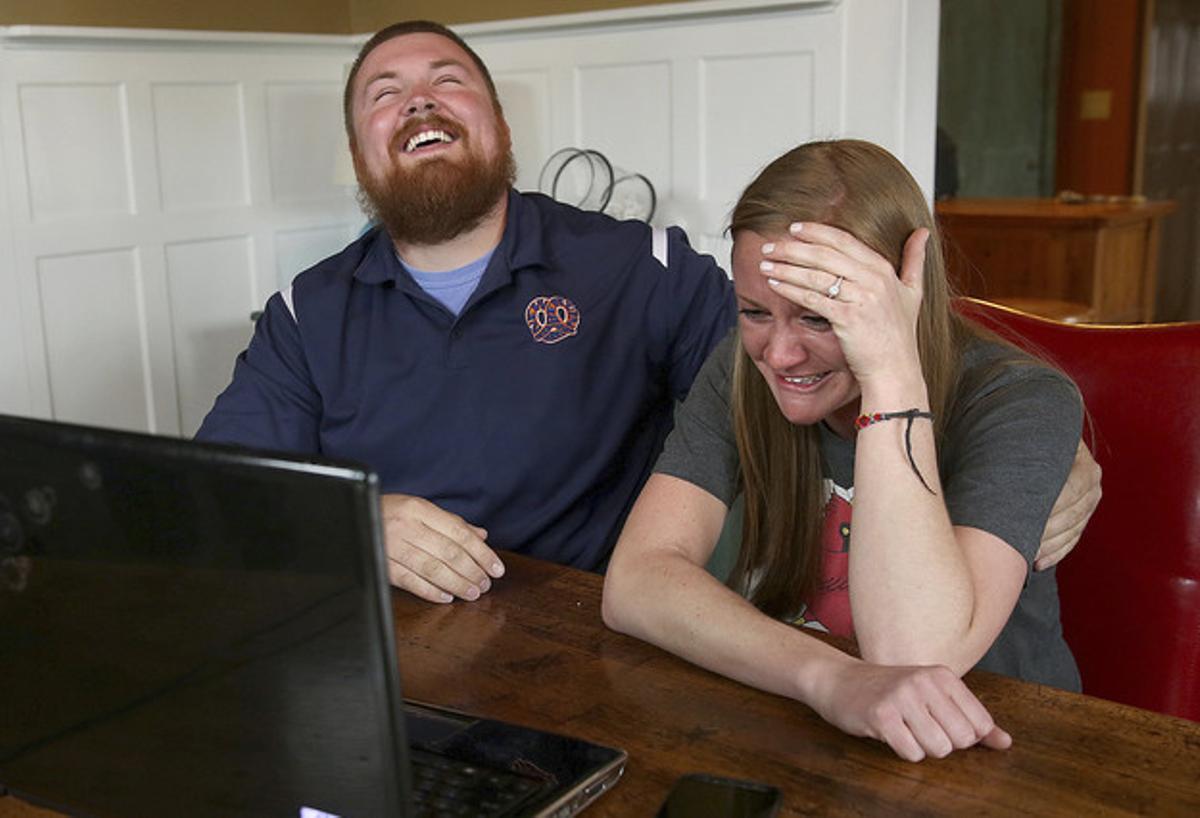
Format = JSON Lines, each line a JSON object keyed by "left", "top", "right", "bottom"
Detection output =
{"left": 655, "top": 329, "right": 1082, "bottom": 691}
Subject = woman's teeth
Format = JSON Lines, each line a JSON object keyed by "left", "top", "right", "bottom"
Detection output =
{"left": 783, "top": 373, "right": 826, "bottom": 385}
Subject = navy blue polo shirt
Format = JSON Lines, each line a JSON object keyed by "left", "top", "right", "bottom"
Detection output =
{"left": 197, "top": 190, "right": 735, "bottom": 570}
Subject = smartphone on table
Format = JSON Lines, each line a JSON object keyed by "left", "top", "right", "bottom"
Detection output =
{"left": 656, "top": 773, "right": 782, "bottom": 818}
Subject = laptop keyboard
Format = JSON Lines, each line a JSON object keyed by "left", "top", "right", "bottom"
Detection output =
{"left": 410, "top": 748, "right": 547, "bottom": 817}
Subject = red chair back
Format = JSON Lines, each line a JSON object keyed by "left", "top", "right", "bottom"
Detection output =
{"left": 955, "top": 298, "right": 1200, "bottom": 721}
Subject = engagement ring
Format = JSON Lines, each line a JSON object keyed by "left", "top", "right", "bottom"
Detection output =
{"left": 826, "top": 276, "right": 844, "bottom": 299}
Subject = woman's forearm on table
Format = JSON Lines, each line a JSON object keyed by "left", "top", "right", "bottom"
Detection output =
{"left": 602, "top": 474, "right": 851, "bottom": 704}
{"left": 605, "top": 547, "right": 850, "bottom": 702}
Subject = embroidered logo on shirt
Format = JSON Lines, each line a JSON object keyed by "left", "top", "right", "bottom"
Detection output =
{"left": 524, "top": 296, "right": 580, "bottom": 344}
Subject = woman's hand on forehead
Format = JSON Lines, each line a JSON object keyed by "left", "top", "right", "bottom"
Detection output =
{"left": 757, "top": 223, "right": 930, "bottom": 388}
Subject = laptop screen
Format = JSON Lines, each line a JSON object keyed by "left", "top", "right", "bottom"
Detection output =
{"left": 0, "top": 416, "right": 409, "bottom": 817}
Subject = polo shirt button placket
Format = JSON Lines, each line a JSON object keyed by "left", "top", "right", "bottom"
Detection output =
{"left": 447, "top": 324, "right": 467, "bottom": 369}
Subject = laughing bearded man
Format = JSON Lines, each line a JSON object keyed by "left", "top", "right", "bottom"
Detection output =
{"left": 197, "top": 20, "right": 1100, "bottom": 604}
{"left": 197, "top": 20, "right": 738, "bottom": 602}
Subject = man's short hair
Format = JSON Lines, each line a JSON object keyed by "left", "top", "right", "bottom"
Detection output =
{"left": 343, "top": 20, "right": 501, "bottom": 141}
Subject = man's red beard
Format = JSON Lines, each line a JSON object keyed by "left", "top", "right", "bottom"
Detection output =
{"left": 353, "top": 114, "right": 516, "bottom": 246}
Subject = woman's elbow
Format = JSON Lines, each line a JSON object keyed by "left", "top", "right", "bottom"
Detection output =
{"left": 602, "top": 544, "right": 670, "bottom": 636}
{"left": 858, "top": 635, "right": 929, "bottom": 668}
{"left": 857, "top": 630, "right": 981, "bottom": 677}
{"left": 600, "top": 559, "right": 638, "bottom": 634}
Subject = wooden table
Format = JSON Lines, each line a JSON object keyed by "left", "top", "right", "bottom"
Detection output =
{"left": 936, "top": 198, "right": 1177, "bottom": 323}
{"left": 5, "top": 552, "right": 1200, "bottom": 816}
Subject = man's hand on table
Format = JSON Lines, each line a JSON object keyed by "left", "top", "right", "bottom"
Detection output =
{"left": 1034, "top": 440, "right": 1102, "bottom": 571}
{"left": 380, "top": 494, "right": 505, "bottom": 603}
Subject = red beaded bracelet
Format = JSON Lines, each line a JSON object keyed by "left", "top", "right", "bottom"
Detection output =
{"left": 853, "top": 409, "right": 936, "bottom": 494}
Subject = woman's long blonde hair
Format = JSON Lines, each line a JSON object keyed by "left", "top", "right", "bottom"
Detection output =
{"left": 728, "top": 140, "right": 976, "bottom": 616}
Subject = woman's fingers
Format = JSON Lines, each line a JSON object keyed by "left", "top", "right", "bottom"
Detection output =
{"left": 872, "top": 705, "right": 929, "bottom": 762}
{"left": 761, "top": 235, "right": 881, "bottom": 285}
{"left": 760, "top": 257, "right": 848, "bottom": 301}
{"left": 787, "top": 221, "right": 892, "bottom": 268}
{"left": 980, "top": 724, "right": 1014, "bottom": 750}
{"left": 759, "top": 225, "right": 930, "bottom": 298}
{"left": 899, "top": 227, "right": 930, "bottom": 291}
{"left": 765, "top": 276, "right": 846, "bottom": 316}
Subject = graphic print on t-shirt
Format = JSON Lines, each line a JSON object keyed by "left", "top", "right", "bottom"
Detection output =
{"left": 790, "top": 479, "right": 854, "bottom": 637}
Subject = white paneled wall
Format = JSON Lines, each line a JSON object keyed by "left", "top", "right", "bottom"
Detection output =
{"left": 164, "top": 235, "right": 258, "bottom": 434}
{"left": 0, "top": 0, "right": 938, "bottom": 436}
{"left": 0, "top": 90, "right": 28, "bottom": 419}
{"left": 152, "top": 82, "right": 251, "bottom": 211}
{"left": 0, "top": 29, "right": 361, "bottom": 434}
{"left": 464, "top": 0, "right": 939, "bottom": 267}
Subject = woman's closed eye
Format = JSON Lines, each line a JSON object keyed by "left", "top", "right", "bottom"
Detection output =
{"left": 800, "top": 314, "right": 832, "bottom": 330}
{"left": 738, "top": 307, "right": 770, "bottom": 323}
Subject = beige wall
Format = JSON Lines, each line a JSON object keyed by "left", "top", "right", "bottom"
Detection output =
{"left": 0, "top": 0, "right": 351, "bottom": 33}
{"left": 0, "top": 0, "right": 692, "bottom": 32}
{"left": 350, "top": 0, "right": 701, "bottom": 30}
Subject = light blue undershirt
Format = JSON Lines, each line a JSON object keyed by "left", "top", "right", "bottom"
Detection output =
{"left": 400, "top": 248, "right": 495, "bottom": 317}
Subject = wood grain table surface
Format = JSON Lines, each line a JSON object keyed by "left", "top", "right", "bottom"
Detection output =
{"left": 5, "top": 551, "right": 1199, "bottom": 816}
{"left": 387, "top": 553, "right": 1200, "bottom": 816}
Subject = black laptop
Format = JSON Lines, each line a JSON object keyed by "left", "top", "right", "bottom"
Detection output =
{"left": 0, "top": 414, "right": 626, "bottom": 817}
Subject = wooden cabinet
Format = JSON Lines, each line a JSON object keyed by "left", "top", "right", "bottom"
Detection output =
{"left": 936, "top": 198, "right": 1176, "bottom": 323}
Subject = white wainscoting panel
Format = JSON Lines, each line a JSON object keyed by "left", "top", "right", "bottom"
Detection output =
{"left": 836, "top": 0, "right": 939, "bottom": 195}
{"left": 165, "top": 236, "right": 257, "bottom": 436}
{"left": 492, "top": 69, "right": 553, "bottom": 194}
{"left": 701, "top": 51, "right": 818, "bottom": 203}
{"left": 576, "top": 61, "right": 674, "bottom": 200}
{"left": 20, "top": 83, "right": 135, "bottom": 220}
{"left": 266, "top": 82, "right": 346, "bottom": 203}
{"left": 0, "top": 93, "right": 30, "bottom": 417}
{"left": 1, "top": 28, "right": 360, "bottom": 432}
{"left": 37, "top": 248, "right": 150, "bottom": 430}
{"left": 152, "top": 82, "right": 250, "bottom": 211}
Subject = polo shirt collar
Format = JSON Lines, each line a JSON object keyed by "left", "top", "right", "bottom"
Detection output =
{"left": 350, "top": 227, "right": 407, "bottom": 287}
{"left": 497, "top": 188, "right": 547, "bottom": 274}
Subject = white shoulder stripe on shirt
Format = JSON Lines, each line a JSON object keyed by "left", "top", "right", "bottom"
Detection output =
{"left": 651, "top": 226, "right": 669, "bottom": 268}
{"left": 279, "top": 285, "right": 296, "bottom": 323}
